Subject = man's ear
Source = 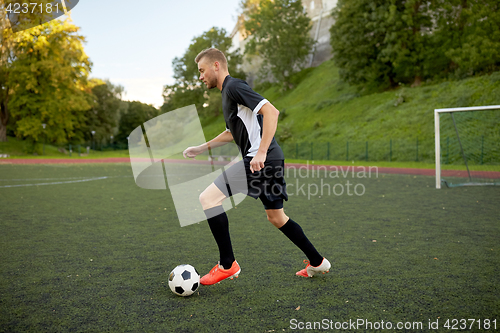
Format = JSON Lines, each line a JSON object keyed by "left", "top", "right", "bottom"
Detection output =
{"left": 214, "top": 61, "right": 220, "bottom": 71}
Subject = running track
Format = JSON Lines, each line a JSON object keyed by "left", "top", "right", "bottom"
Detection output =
{"left": 1, "top": 157, "right": 499, "bottom": 178}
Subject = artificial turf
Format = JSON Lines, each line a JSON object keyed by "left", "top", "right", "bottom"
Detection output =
{"left": 0, "top": 163, "right": 498, "bottom": 332}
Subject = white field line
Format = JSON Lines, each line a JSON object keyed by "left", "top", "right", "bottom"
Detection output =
{"left": 0, "top": 173, "right": 193, "bottom": 188}
{"left": 0, "top": 177, "right": 109, "bottom": 188}
{"left": 0, "top": 177, "right": 107, "bottom": 181}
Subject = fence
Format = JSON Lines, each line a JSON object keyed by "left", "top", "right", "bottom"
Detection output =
{"left": 279, "top": 138, "right": 435, "bottom": 163}
{"left": 60, "top": 138, "right": 433, "bottom": 162}
{"left": 62, "top": 142, "right": 127, "bottom": 156}
{"left": 59, "top": 137, "right": 497, "bottom": 165}
{"left": 61, "top": 138, "right": 433, "bottom": 162}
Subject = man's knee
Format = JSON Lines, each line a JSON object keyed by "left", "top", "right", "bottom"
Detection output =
{"left": 199, "top": 190, "right": 212, "bottom": 210}
{"left": 199, "top": 185, "right": 225, "bottom": 210}
{"left": 266, "top": 211, "right": 288, "bottom": 228}
{"left": 266, "top": 214, "right": 277, "bottom": 224}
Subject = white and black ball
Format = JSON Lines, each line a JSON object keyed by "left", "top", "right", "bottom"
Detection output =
{"left": 168, "top": 264, "right": 200, "bottom": 297}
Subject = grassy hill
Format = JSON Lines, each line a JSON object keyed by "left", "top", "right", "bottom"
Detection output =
{"left": 202, "top": 60, "right": 500, "bottom": 163}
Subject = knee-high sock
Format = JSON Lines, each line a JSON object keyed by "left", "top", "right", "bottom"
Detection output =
{"left": 279, "top": 218, "right": 323, "bottom": 267}
{"left": 204, "top": 206, "right": 235, "bottom": 269}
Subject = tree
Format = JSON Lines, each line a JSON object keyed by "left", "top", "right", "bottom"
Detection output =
{"left": 433, "top": 0, "right": 500, "bottom": 77}
{"left": 162, "top": 27, "right": 244, "bottom": 119}
{"left": 1, "top": 16, "right": 92, "bottom": 147}
{"left": 0, "top": 0, "right": 19, "bottom": 142}
{"left": 243, "top": 0, "right": 314, "bottom": 90}
{"left": 1, "top": 0, "right": 73, "bottom": 142}
{"left": 161, "top": 83, "right": 205, "bottom": 117}
{"left": 330, "top": 0, "right": 500, "bottom": 90}
{"left": 330, "top": 0, "right": 393, "bottom": 89}
{"left": 83, "top": 79, "right": 124, "bottom": 145}
{"left": 380, "top": 0, "right": 435, "bottom": 87}
{"left": 116, "top": 101, "right": 159, "bottom": 145}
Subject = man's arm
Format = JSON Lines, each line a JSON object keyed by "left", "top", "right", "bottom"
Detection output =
{"left": 204, "top": 130, "right": 234, "bottom": 150}
{"left": 183, "top": 130, "right": 234, "bottom": 159}
{"left": 249, "top": 102, "right": 280, "bottom": 172}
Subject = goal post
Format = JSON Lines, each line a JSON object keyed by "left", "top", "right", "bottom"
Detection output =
{"left": 435, "top": 105, "right": 500, "bottom": 189}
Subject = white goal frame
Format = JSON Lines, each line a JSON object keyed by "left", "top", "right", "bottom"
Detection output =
{"left": 435, "top": 105, "right": 500, "bottom": 189}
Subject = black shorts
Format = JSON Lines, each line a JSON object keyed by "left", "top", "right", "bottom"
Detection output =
{"left": 214, "top": 157, "right": 288, "bottom": 210}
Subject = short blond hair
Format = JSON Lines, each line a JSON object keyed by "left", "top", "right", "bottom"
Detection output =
{"left": 195, "top": 48, "right": 228, "bottom": 70}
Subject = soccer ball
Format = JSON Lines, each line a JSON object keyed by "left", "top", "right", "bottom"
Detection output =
{"left": 168, "top": 264, "right": 200, "bottom": 297}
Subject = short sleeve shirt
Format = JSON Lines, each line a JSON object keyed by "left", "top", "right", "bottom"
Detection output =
{"left": 221, "top": 75, "right": 284, "bottom": 161}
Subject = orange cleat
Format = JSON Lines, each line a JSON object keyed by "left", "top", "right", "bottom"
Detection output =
{"left": 296, "top": 258, "right": 331, "bottom": 277}
{"left": 200, "top": 261, "right": 241, "bottom": 285}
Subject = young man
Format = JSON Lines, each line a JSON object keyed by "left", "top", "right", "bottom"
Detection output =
{"left": 182, "top": 48, "right": 330, "bottom": 285}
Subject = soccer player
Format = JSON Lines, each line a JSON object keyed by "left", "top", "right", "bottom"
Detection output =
{"left": 183, "top": 48, "right": 330, "bottom": 285}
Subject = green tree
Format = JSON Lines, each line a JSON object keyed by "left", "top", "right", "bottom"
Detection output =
{"left": 330, "top": 0, "right": 500, "bottom": 90}
{"left": 329, "top": 0, "right": 436, "bottom": 89}
{"left": 116, "top": 101, "right": 159, "bottom": 145}
{"left": 0, "top": 7, "right": 12, "bottom": 142}
{"left": 83, "top": 79, "right": 124, "bottom": 146}
{"left": 243, "top": 0, "right": 314, "bottom": 90}
{"left": 1, "top": 0, "right": 78, "bottom": 142}
{"left": 3, "top": 18, "right": 92, "bottom": 149}
{"left": 382, "top": 0, "right": 435, "bottom": 87}
{"left": 162, "top": 27, "right": 244, "bottom": 119}
{"left": 433, "top": 0, "right": 500, "bottom": 77}
{"left": 161, "top": 83, "right": 205, "bottom": 117}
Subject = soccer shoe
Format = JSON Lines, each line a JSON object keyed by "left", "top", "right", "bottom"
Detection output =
{"left": 200, "top": 261, "right": 241, "bottom": 285}
{"left": 296, "top": 258, "right": 331, "bottom": 277}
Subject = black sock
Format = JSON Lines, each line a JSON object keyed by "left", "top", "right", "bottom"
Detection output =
{"left": 279, "top": 218, "right": 323, "bottom": 267}
{"left": 204, "top": 206, "right": 235, "bottom": 269}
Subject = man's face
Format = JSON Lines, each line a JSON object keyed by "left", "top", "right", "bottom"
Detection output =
{"left": 198, "top": 58, "right": 218, "bottom": 89}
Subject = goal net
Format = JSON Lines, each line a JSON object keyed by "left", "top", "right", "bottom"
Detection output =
{"left": 435, "top": 105, "right": 500, "bottom": 189}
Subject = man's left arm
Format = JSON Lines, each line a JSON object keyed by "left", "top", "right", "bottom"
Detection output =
{"left": 249, "top": 102, "right": 280, "bottom": 173}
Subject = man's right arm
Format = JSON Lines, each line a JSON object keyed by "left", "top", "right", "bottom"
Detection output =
{"left": 183, "top": 130, "right": 233, "bottom": 159}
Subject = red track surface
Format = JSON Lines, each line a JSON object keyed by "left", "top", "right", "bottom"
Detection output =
{"left": 1, "top": 157, "right": 499, "bottom": 178}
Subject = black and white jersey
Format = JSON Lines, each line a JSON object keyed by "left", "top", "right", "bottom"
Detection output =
{"left": 221, "top": 75, "right": 284, "bottom": 161}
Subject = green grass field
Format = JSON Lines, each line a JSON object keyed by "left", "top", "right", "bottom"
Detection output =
{"left": 1, "top": 163, "right": 499, "bottom": 332}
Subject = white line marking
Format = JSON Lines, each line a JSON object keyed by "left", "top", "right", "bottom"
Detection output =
{"left": 1, "top": 177, "right": 101, "bottom": 182}
{"left": 0, "top": 175, "right": 133, "bottom": 182}
{"left": 0, "top": 177, "right": 109, "bottom": 188}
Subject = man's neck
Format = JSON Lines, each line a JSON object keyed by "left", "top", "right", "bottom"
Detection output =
{"left": 217, "top": 72, "right": 230, "bottom": 91}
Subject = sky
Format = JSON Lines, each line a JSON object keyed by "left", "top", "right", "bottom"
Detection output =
{"left": 69, "top": 0, "right": 241, "bottom": 107}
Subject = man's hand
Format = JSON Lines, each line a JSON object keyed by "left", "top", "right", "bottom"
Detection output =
{"left": 183, "top": 146, "right": 202, "bottom": 159}
{"left": 250, "top": 151, "right": 267, "bottom": 173}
